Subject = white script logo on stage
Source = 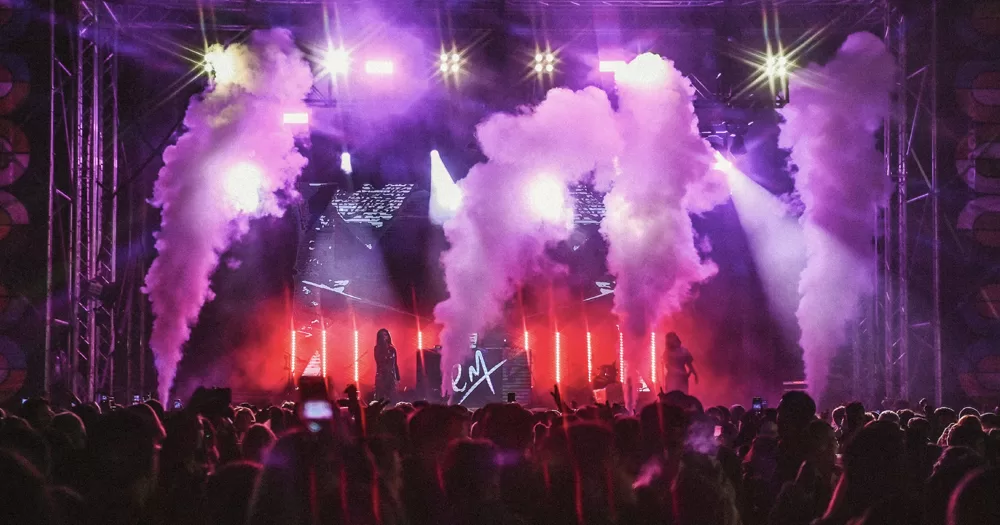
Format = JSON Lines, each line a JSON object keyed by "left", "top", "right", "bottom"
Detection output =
{"left": 452, "top": 350, "right": 507, "bottom": 405}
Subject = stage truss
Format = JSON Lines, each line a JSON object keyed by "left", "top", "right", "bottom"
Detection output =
{"left": 45, "top": 0, "right": 939, "bottom": 405}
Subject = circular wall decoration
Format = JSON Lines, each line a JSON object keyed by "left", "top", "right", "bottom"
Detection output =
{"left": 0, "top": 119, "right": 29, "bottom": 186}
{"left": 0, "top": 191, "right": 27, "bottom": 241}
{"left": 0, "top": 336, "right": 26, "bottom": 403}
{"left": 958, "top": 196, "right": 1000, "bottom": 249}
{"left": 958, "top": 338, "right": 1000, "bottom": 403}
{"left": 0, "top": 53, "right": 30, "bottom": 114}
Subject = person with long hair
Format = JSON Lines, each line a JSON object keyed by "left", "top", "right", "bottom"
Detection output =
{"left": 375, "top": 328, "right": 400, "bottom": 401}
{"left": 662, "top": 332, "right": 698, "bottom": 394}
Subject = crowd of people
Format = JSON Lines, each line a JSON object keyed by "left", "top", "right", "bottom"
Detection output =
{"left": 1, "top": 385, "right": 998, "bottom": 525}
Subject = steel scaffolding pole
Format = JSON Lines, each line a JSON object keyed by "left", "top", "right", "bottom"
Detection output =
{"left": 895, "top": 7, "right": 910, "bottom": 402}
{"left": 45, "top": 2, "right": 56, "bottom": 394}
{"left": 875, "top": 0, "right": 943, "bottom": 406}
{"left": 930, "top": 0, "right": 942, "bottom": 407}
{"left": 56, "top": 0, "right": 121, "bottom": 401}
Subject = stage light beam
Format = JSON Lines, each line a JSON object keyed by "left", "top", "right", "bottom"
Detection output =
{"left": 429, "top": 150, "right": 463, "bottom": 224}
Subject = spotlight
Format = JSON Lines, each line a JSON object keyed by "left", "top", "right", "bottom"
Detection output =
{"left": 764, "top": 54, "right": 791, "bottom": 79}
{"left": 777, "top": 56, "right": 789, "bottom": 77}
{"left": 599, "top": 60, "right": 627, "bottom": 73}
{"left": 282, "top": 112, "right": 309, "bottom": 125}
{"left": 531, "top": 50, "right": 556, "bottom": 75}
{"left": 324, "top": 47, "right": 350, "bottom": 75}
{"left": 203, "top": 46, "right": 237, "bottom": 85}
{"left": 340, "top": 152, "right": 353, "bottom": 175}
{"left": 439, "top": 50, "right": 462, "bottom": 76}
{"left": 364, "top": 60, "right": 394, "bottom": 75}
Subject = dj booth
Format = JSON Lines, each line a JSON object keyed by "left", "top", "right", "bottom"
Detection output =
{"left": 415, "top": 346, "right": 532, "bottom": 408}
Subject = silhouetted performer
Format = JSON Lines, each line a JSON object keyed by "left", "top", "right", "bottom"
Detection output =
{"left": 663, "top": 332, "right": 698, "bottom": 394}
{"left": 374, "top": 328, "right": 400, "bottom": 401}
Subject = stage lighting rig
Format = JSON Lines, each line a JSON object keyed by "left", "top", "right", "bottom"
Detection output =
{"left": 203, "top": 46, "right": 236, "bottom": 85}
{"left": 439, "top": 50, "right": 462, "bottom": 75}
{"left": 762, "top": 52, "right": 791, "bottom": 107}
{"left": 323, "top": 47, "right": 350, "bottom": 75}
{"left": 532, "top": 51, "right": 556, "bottom": 75}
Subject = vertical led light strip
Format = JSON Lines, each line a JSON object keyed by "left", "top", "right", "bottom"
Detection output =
{"left": 290, "top": 328, "right": 297, "bottom": 378}
{"left": 524, "top": 330, "right": 532, "bottom": 386}
{"left": 353, "top": 330, "right": 360, "bottom": 384}
{"left": 555, "top": 332, "right": 561, "bottom": 384}
{"left": 586, "top": 332, "right": 593, "bottom": 383}
{"left": 650, "top": 332, "right": 656, "bottom": 386}
{"left": 418, "top": 330, "right": 423, "bottom": 350}
{"left": 321, "top": 328, "right": 328, "bottom": 378}
{"left": 618, "top": 331, "right": 625, "bottom": 383}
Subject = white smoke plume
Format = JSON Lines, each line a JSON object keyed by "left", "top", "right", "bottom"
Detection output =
{"left": 599, "top": 54, "right": 728, "bottom": 366}
{"left": 143, "top": 29, "right": 313, "bottom": 402}
{"left": 779, "top": 32, "right": 896, "bottom": 401}
{"left": 434, "top": 87, "right": 621, "bottom": 391}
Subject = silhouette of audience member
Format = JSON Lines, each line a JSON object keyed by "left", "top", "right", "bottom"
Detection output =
{"left": 816, "top": 421, "right": 907, "bottom": 525}
{"left": 20, "top": 398, "right": 56, "bottom": 431}
{"left": 947, "top": 468, "right": 1000, "bottom": 525}
{"left": 85, "top": 409, "right": 159, "bottom": 525}
{"left": 206, "top": 461, "right": 262, "bottom": 525}
{"left": 0, "top": 450, "right": 53, "bottom": 525}
{"left": 242, "top": 423, "right": 276, "bottom": 463}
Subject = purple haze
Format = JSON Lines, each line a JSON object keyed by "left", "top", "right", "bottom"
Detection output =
{"left": 779, "top": 32, "right": 896, "bottom": 402}
{"left": 434, "top": 87, "right": 622, "bottom": 392}
{"left": 599, "top": 53, "right": 729, "bottom": 374}
{"left": 143, "top": 29, "right": 313, "bottom": 402}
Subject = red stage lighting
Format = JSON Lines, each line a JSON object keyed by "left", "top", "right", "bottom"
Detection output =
{"left": 555, "top": 332, "right": 562, "bottom": 384}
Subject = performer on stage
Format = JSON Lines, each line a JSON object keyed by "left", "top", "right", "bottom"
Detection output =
{"left": 663, "top": 332, "right": 698, "bottom": 394}
{"left": 374, "top": 328, "right": 400, "bottom": 400}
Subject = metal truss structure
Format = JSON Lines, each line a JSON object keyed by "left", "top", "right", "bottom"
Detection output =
{"left": 47, "top": 0, "right": 149, "bottom": 402}
{"left": 873, "top": 0, "right": 943, "bottom": 406}
{"left": 46, "top": 0, "right": 941, "bottom": 404}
